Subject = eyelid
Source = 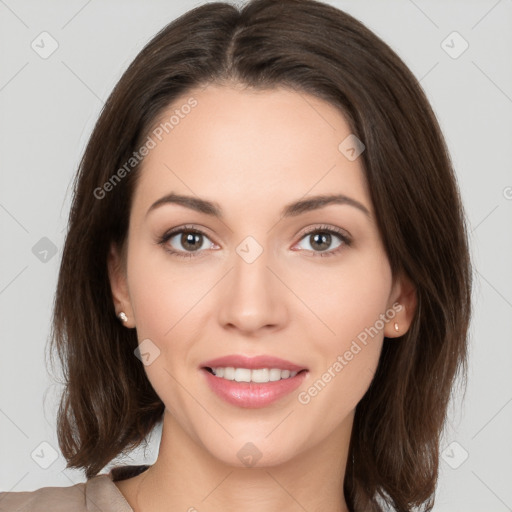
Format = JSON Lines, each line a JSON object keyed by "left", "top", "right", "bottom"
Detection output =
{"left": 160, "top": 224, "right": 214, "bottom": 242}
{"left": 296, "top": 224, "right": 352, "bottom": 242}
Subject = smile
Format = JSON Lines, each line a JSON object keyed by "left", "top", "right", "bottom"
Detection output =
{"left": 201, "top": 367, "right": 308, "bottom": 408}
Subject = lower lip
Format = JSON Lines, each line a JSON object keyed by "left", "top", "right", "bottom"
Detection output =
{"left": 201, "top": 368, "right": 308, "bottom": 408}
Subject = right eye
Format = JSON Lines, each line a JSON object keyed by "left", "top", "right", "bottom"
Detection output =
{"left": 158, "top": 225, "right": 217, "bottom": 259}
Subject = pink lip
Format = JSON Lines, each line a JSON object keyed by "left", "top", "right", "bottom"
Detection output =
{"left": 201, "top": 368, "right": 308, "bottom": 408}
{"left": 200, "top": 354, "right": 307, "bottom": 372}
{"left": 200, "top": 355, "right": 308, "bottom": 409}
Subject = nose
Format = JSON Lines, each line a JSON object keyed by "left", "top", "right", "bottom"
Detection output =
{"left": 216, "top": 244, "right": 289, "bottom": 336}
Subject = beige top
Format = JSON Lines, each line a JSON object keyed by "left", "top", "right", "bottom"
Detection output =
{"left": 0, "top": 465, "right": 150, "bottom": 511}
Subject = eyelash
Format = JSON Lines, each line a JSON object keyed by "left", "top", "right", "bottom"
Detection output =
{"left": 157, "top": 224, "right": 352, "bottom": 259}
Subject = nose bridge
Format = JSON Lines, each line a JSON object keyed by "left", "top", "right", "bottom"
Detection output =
{"left": 234, "top": 236, "right": 271, "bottom": 289}
{"left": 217, "top": 235, "right": 286, "bottom": 332}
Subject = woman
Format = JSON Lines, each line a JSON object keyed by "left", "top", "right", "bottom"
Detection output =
{"left": 0, "top": 0, "right": 472, "bottom": 510}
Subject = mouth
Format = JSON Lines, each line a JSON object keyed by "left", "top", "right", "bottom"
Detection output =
{"left": 200, "top": 366, "right": 309, "bottom": 409}
{"left": 199, "top": 354, "right": 309, "bottom": 408}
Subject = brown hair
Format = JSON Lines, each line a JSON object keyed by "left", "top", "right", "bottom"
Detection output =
{"left": 48, "top": 0, "right": 472, "bottom": 510}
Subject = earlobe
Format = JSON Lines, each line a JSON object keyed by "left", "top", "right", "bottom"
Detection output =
{"left": 384, "top": 272, "right": 417, "bottom": 338}
{"left": 107, "top": 242, "right": 135, "bottom": 328}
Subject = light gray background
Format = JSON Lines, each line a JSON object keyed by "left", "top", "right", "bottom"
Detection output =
{"left": 1, "top": 0, "right": 511, "bottom": 510}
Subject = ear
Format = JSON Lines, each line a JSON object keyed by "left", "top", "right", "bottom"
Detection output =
{"left": 383, "top": 271, "right": 417, "bottom": 338}
{"left": 107, "top": 241, "right": 135, "bottom": 328}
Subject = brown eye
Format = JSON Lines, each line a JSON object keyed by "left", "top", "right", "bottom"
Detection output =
{"left": 158, "top": 226, "right": 215, "bottom": 259}
{"left": 308, "top": 232, "right": 334, "bottom": 251}
{"left": 177, "top": 231, "right": 204, "bottom": 252}
{"left": 295, "top": 226, "right": 351, "bottom": 257}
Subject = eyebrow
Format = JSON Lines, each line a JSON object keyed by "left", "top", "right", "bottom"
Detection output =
{"left": 146, "top": 192, "right": 371, "bottom": 219}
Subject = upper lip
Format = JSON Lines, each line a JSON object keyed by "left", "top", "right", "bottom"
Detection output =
{"left": 201, "top": 355, "right": 307, "bottom": 372}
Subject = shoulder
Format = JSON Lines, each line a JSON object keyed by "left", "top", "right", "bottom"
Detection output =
{"left": 0, "top": 479, "right": 87, "bottom": 511}
{"left": 0, "top": 470, "right": 139, "bottom": 512}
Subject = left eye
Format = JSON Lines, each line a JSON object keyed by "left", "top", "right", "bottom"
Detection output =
{"left": 294, "top": 228, "right": 349, "bottom": 257}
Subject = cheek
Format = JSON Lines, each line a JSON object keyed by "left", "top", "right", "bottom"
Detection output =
{"left": 126, "top": 246, "right": 210, "bottom": 340}
{"left": 293, "top": 246, "right": 393, "bottom": 343}
{"left": 125, "top": 248, "right": 214, "bottom": 400}
{"left": 125, "top": 251, "right": 202, "bottom": 420}
{"left": 294, "top": 250, "right": 391, "bottom": 409}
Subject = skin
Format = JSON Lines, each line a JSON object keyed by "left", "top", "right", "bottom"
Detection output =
{"left": 108, "top": 83, "right": 417, "bottom": 512}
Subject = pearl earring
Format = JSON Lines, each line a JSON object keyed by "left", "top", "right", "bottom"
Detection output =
{"left": 394, "top": 322, "right": 399, "bottom": 332}
{"left": 118, "top": 311, "right": 128, "bottom": 323}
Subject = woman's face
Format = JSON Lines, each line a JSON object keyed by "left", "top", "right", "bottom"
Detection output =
{"left": 109, "top": 83, "right": 413, "bottom": 467}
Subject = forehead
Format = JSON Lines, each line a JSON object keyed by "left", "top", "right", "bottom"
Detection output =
{"left": 131, "top": 84, "right": 371, "bottom": 220}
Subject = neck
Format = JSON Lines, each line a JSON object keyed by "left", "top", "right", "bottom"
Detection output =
{"left": 133, "top": 409, "right": 352, "bottom": 512}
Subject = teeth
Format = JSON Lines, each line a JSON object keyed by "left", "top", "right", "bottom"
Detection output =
{"left": 210, "top": 367, "right": 299, "bottom": 383}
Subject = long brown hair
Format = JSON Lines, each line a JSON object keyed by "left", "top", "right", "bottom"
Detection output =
{"left": 48, "top": 1, "right": 472, "bottom": 510}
